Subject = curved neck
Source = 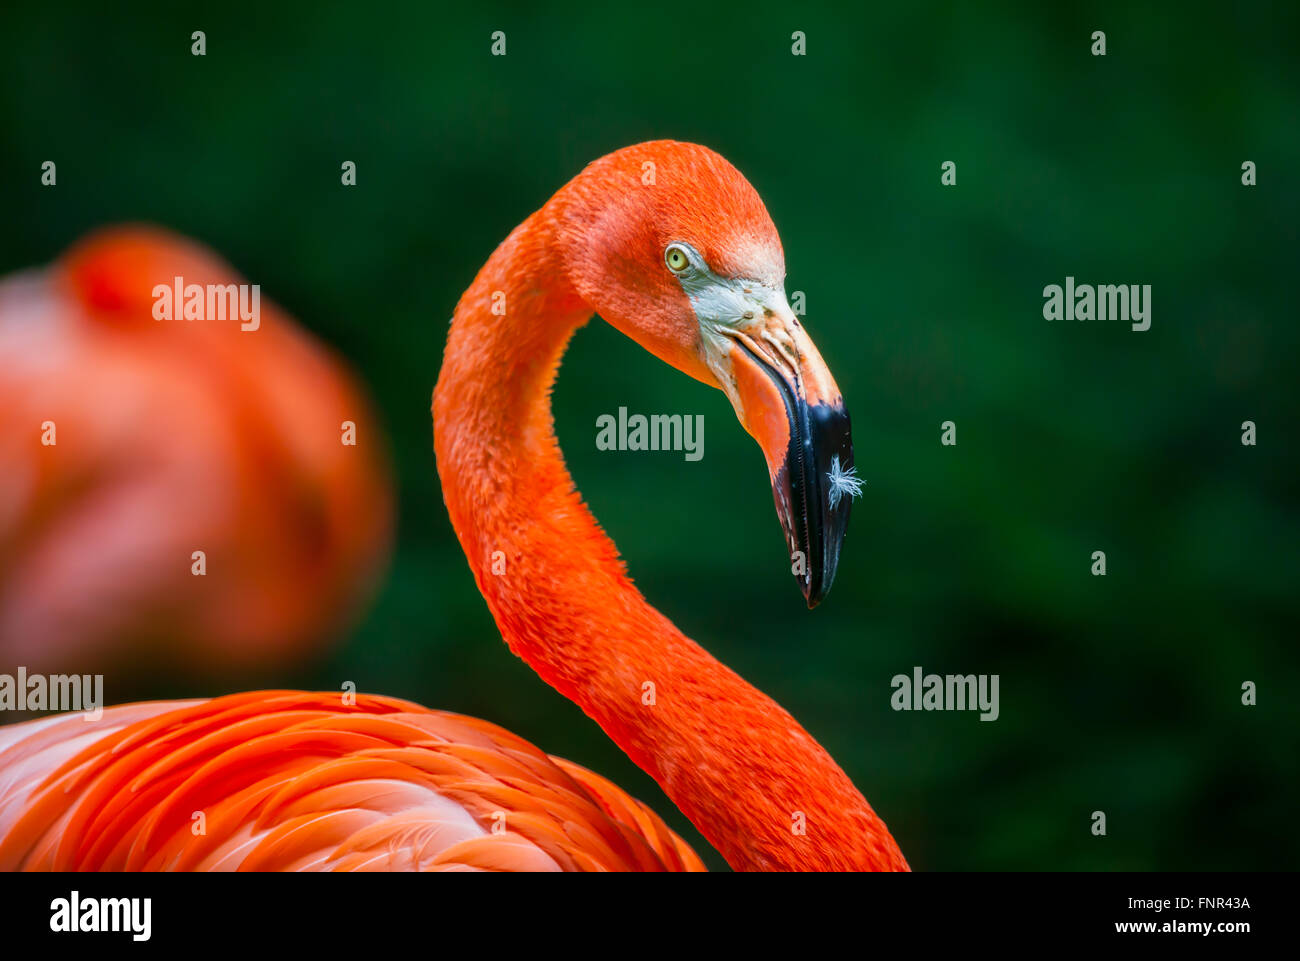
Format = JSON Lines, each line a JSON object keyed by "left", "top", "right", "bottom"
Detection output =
{"left": 432, "top": 205, "right": 906, "bottom": 871}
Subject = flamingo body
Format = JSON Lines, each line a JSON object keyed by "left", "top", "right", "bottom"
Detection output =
{"left": 0, "top": 228, "right": 392, "bottom": 677}
{"left": 0, "top": 142, "right": 908, "bottom": 871}
{"left": 0, "top": 691, "right": 703, "bottom": 871}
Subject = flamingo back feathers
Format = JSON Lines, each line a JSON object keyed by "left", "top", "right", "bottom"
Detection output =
{"left": 0, "top": 691, "right": 704, "bottom": 872}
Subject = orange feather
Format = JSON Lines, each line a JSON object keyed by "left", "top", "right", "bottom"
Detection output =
{"left": 0, "top": 692, "right": 702, "bottom": 871}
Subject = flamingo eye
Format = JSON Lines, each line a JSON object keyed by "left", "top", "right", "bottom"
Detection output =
{"left": 665, "top": 244, "right": 690, "bottom": 273}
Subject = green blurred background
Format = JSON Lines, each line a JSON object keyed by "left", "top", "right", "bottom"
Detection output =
{"left": 2, "top": 1, "right": 1296, "bottom": 870}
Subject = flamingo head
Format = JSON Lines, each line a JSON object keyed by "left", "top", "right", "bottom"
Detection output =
{"left": 557, "top": 141, "right": 858, "bottom": 607}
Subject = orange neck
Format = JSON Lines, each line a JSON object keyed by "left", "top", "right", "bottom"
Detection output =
{"left": 432, "top": 206, "right": 907, "bottom": 871}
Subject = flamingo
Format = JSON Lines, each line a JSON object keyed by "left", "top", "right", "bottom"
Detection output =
{"left": 0, "top": 142, "right": 907, "bottom": 871}
{"left": 0, "top": 228, "right": 392, "bottom": 678}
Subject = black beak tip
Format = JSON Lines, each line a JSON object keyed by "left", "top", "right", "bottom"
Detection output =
{"left": 739, "top": 337, "right": 854, "bottom": 610}
{"left": 774, "top": 400, "right": 853, "bottom": 610}
{"left": 799, "top": 535, "right": 841, "bottom": 609}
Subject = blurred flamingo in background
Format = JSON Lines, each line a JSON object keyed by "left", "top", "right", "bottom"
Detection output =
{"left": 0, "top": 228, "right": 392, "bottom": 678}
{"left": 0, "top": 143, "right": 906, "bottom": 871}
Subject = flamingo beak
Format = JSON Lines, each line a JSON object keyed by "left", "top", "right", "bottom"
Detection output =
{"left": 720, "top": 316, "right": 856, "bottom": 608}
